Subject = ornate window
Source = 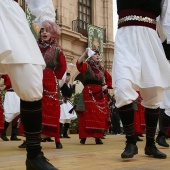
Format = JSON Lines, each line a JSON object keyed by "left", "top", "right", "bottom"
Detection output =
{"left": 78, "top": 0, "right": 92, "bottom": 35}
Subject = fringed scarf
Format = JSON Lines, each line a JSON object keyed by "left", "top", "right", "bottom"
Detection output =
{"left": 87, "top": 59, "right": 105, "bottom": 82}
{"left": 37, "top": 37, "right": 59, "bottom": 69}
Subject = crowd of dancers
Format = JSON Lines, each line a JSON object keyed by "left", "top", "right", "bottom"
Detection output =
{"left": 0, "top": 0, "right": 170, "bottom": 170}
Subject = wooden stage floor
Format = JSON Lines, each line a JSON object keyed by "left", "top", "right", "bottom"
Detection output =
{"left": 0, "top": 134, "right": 170, "bottom": 170}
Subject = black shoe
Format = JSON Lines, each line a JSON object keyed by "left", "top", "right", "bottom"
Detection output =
{"left": 156, "top": 136, "right": 169, "bottom": 147}
{"left": 26, "top": 152, "right": 58, "bottom": 170}
{"left": 121, "top": 143, "right": 138, "bottom": 159}
{"left": 60, "top": 135, "right": 63, "bottom": 138}
{"left": 80, "top": 138, "right": 86, "bottom": 144}
{"left": 46, "top": 138, "right": 54, "bottom": 142}
{"left": 1, "top": 134, "right": 9, "bottom": 141}
{"left": 18, "top": 141, "right": 27, "bottom": 148}
{"left": 56, "top": 142, "right": 63, "bottom": 149}
{"left": 136, "top": 136, "right": 143, "bottom": 142}
{"left": 145, "top": 144, "right": 167, "bottom": 159}
{"left": 41, "top": 138, "right": 54, "bottom": 142}
{"left": 63, "top": 134, "right": 71, "bottom": 138}
{"left": 41, "top": 138, "right": 47, "bottom": 142}
{"left": 95, "top": 138, "right": 103, "bottom": 144}
{"left": 10, "top": 136, "right": 22, "bottom": 141}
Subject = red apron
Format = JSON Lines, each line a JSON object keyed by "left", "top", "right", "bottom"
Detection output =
{"left": 42, "top": 69, "right": 60, "bottom": 138}
{"left": 78, "top": 84, "right": 110, "bottom": 139}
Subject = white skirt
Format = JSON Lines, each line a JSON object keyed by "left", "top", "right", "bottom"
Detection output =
{"left": 3, "top": 91, "right": 20, "bottom": 122}
{"left": 0, "top": 0, "right": 45, "bottom": 73}
{"left": 60, "top": 100, "right": 77, "bottom": 124}
{"left": 112, "top": 26, "right": 170, "bottom": 89}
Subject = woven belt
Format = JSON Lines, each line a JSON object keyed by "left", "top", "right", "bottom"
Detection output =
{"left": 118, "top": 15, "right": 156, "bottom": 25}
{"left": 118, "top": 9, "right": 157, "bottom": 30}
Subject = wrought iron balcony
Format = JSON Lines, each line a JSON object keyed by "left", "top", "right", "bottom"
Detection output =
{"left": 72, "top": 19, "right": 106, "bottom": 43}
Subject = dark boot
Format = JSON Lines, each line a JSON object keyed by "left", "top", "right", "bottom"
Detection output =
{"left": 118, "top": 103, "right": 137, "bottom": 158}
{"left": 18, "top": 140, "right": 27, "bottom": 148}
{"left": 1, "top": 121, "right": 10, "bottom": 141}
{"left": 121, "top": 143, "right": 138, "bottom": 158}
{"left": 156, "top": 133, "right": 169, "bottom": 147}
{"left": 156, "top": 110, "right": 170, "bottom": 147}
{"left": 135, "top": 134, "right": 143, "bottom": 141}
{"left": 26, "top": 152, "right": 58, "bottom": 170}
{"left": 41, "top": 137, "right": 54, "bottom": 142}
{"left": 10, "top": 123, "right": 21, "bottom": 141}
{"left": 145, "top": 144, "right": 167, "bottom": 159}
{"left": 46, "top": 137, "right": 54, "bottom": 142}
{"left": 1, "top": 133, "right": 9, "bottom": 141}
{"left": 80, "top": 138, "right": 86, "bottom": 144}
{"left": 55, "top": 142, "right": 63, "bottom": 149}
{"left": 136, "top": 136, "right": 143, "bottom": 141}
{"left": 145, "top": 108, "right": 167, "bottom": 159}
{"left": 63, "top": 123, "right": 70, "bottom": 138}
{"left": 21, "top": 99, "right": 58, "bottom": 170}
{"left": 95, "top": 138, "right": 103, "bottom": 144}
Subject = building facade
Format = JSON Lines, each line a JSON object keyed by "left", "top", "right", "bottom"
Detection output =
{"left": 17, "top": 0, "right": 114, "bottom": 93}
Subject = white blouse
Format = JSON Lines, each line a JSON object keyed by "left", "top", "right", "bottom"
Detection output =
{"left": 25, "top": 0, "right": 55, "bottom": 26}
{"left": 160, "top": 0, "right": 170, "bottom": 44}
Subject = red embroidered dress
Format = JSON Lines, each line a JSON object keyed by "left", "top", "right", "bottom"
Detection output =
{"left": 76, "top": 60, "right": 112, "bottom": 139}
{"left": 38, "top": 38, "right": 66, "bottom": 140}
{"left": 0, "top": 75, "right": 11, "bottom": 134}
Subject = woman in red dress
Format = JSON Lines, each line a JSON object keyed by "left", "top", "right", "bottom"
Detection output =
{"left": 38, "top": 28, "right": 66, "bottom": 149}
{"left": 19, "top": 28, "right": 66, "bottom": 149}
{"left": 0, "top": 74, "right": 21, "bottom": 141}
{"left": 76, "top": 48, "right": 112, "bottom": 144}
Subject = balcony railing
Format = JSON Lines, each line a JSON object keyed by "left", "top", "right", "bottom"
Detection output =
{"left": 72, "top": 19, "right": 106, "bottom": 43}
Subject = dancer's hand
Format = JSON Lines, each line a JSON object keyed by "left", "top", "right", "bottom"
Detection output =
{"left": 102, "top": 85, "right": 108, "bottom": 91}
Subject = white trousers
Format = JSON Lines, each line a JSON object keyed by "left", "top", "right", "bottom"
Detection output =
{"left": 115, "top": 79, "right": 163, "bottom": 109}
{"left": 160, "top": 90, "right": 170, "bottom": 116}
{"left": 4, "top": 64, "right": 43, "bottom": 101}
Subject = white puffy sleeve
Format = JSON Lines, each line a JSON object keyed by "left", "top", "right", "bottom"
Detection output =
{"left": 25, "top": 0, "right": 55, "bottom": 26}
{"left": 160, "top": 0, "right": 170, "bottom": 44}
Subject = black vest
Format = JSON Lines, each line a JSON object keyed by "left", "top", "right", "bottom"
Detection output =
{"left": 60, "top": 83, "right": 73, "bottom": 98}
{"left": 117, "top": 0, "right": 162, "bottom": 17}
